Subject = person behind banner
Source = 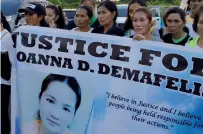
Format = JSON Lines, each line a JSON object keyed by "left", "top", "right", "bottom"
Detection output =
{"left": 91, "top": 0, "right": 125, "bottom": 36}
{"left": 124, "top": 0, "right": 147, "bottom": 38}
{"left": 67, "top": 0, "right": 100, "bottom": 30}
{"left": 186, "top": 0, "right": 202, "bottom": 38}
{"left": 1, "top": 11, "right": 13, "bottom": 134}
{"left": 187, "top": 4, "right": 203, "bottom": 49}
{"left": 45, "top": 5, "right": 67, "bottom": 29}
{"left": 18, "top": 3, "right": 49, "bottom": 27}
{"left": 22, "top": 74, "right": 81, "bottom": 134}
{"left": 132, "top": 7, "right": 162, "bottom": 41}
{"left": 161, "top": 7, "right": 193, "bottom": 46}
{"left": 71, "top": 6, "right": 93, "bottom": 32}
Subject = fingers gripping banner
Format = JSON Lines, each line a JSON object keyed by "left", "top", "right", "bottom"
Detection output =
{"left": 13, "top": 26, "right": 203, "bottom": 134}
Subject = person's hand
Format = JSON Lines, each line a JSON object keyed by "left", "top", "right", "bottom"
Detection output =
{"left": 49, "top": 19, "right": 57, "bottom": 28}
{"left": 133, "top": 34, "right": 146, "bottom": 41}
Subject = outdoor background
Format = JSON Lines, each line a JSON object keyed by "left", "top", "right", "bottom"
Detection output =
{"left": 48, "top": 0, "right": 181, "bottom": 9}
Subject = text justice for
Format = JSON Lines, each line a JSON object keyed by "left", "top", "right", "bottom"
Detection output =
{"left": 16, "top": 32, "right": 203, "bottom": 77}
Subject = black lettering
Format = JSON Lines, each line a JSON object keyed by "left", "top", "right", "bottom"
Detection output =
{"left": 78, "top": 60, "right": 90, "bottom": 71}
{"left": 190, "top": 57, "right": 203, "bottom": 77}
{"left": 38, "top": 54, "right": 50, "bottom": 65}
{"left": 74, "top": 40, "right": 86, "bottom": 55}
{"left": 110, "top": 44, "right": 130, "bottom": 62}
{"left": 50, "top": 56, "right": 62, "bottom": 67}
{"left": 166, "top": 76, "right": 179, "bottom": 90}
{"left": 139, "top": 49, "right": 161, "bottom": 66}
{"left": 153, "top": 74, "right": 166, "bottom": 86}
{"left": 21, "top": 33, "right": 37, "bottom": 47}
{"left": 39, "top": 35, "right": 53, "bottom": 50}
{"left": 111, "top": 65, "right": 122, "bottom": 78}
{"left": 26, "top": 53, "right": 37, "bottom": 64}
{"left": 192, "top": 82, "right": 202, "bottom": 96}
{"left": 17, "top": 51, "right": 26, "bottom": 62}
{"left": 162, "top": 54, "right": 188, "bottom": 71}
{"left": 88, "top": 42, "right": 108, "bottom": 57}
{"left": 122, "top": 68, "right": 140, "bottom": 82}
{"left": 56, "top": 37, "right": 73, "bottom": 53}
{"left": 62, "top": 58, "right": 73, "bottom": 69}
{"left": 140, "top": 72, "right": 152, "bottom": 85}
{"left": 179, "top": 79, "right": 192, "bottom": 94}
{"left": 98, "top": 63, "right": 110, "bottom": 74}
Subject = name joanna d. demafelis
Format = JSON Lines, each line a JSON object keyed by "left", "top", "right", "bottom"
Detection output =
{"left": 15, "top": 32, "right": 203, "bottom": 98}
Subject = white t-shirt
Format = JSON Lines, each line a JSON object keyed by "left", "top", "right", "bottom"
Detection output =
{"left": 0, "top": 29, "right": 14, "bottom": 85}
{"left": 71, "top": 27, "right": 93, "bottom": 32}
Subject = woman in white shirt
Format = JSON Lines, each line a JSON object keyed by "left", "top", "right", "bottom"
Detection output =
{"left": 1, "top": 12, "right": 14, "bottom": 134}
{"left": 71, "top": 6, "right": 93, "bottom": 32}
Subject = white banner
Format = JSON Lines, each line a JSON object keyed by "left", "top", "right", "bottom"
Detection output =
{"left": 13, "top": 26, "right": 203, "bottom": 134}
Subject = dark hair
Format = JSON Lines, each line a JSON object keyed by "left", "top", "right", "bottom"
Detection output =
{"left": 40, "top": 18, "right": 50, "bottom": 27}
{"left": 77, "top": 6, "right": 93, "bottom": 18}
{"left": 193, "top": 4, "right": 203, "bottom": 32}
{"left": 97, "top": 0, "right": 118, "bottom": 24}
{"left": 163, "top": 7, "right": 186, "bottom": 27}
{"left": 124, "top": 0, "right": 147, "bottom": 31}
{"left": 39, "top": 74, "right": 81, "bottom": 112}
{"left": 46, "top": 5, "right": 65, "bottom": 29}
{"left": 1, "top": 12, "right": 11, "bottom": 32}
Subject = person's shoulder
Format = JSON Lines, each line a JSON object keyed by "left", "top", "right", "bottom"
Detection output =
{"left": 67, "top": 20, "right": 77, "bottom": 30}
{"left": 1, "top": 29, "right": 11, "bottom": 40}
{"left": 1, "top": 29, "right": 13, "bottom": 51}
{"left": 187, "top": 37, "right": 199, "bottom": 47}
{"left": 1, "top": 29, "right": 9, "bottom": 35}
{"left": 22, "top": 120, "right": 40, "bottom": 134}
{"left": 111, "top": 25, "right": 125, "bottom": 36}
{"left": 152, "top": 36, "right": 162, "bottom": 42}
{"left": 162, "top": 33, "right": 172, "bottom": 42}
{"left": 71, "top": 27, "right": 77, "bottom": 31}
{"left": 91, "top": 26, "right": 103, "bottom": 33}
{"left": 113, "top": 25, "right": 124, "bottom": 31}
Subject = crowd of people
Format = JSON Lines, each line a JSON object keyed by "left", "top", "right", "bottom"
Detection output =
{"left": 1, "top": 0, "right": 203, "bottom": 133}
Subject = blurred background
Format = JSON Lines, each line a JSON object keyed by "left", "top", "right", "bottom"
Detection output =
{"left": 1, "top": 0, "right": 183, "bottom": 31}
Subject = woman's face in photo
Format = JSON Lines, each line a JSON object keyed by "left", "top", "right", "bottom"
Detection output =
{"left": 40, "top": 81, "right": 77, "bottom": 133}
{"left": 133, "top": 11, "right": 151, "bottom": 35}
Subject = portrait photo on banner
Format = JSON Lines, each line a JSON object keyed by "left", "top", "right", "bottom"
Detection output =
{"left": 17, "top": 68, "right": 96, "bottom": 134}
